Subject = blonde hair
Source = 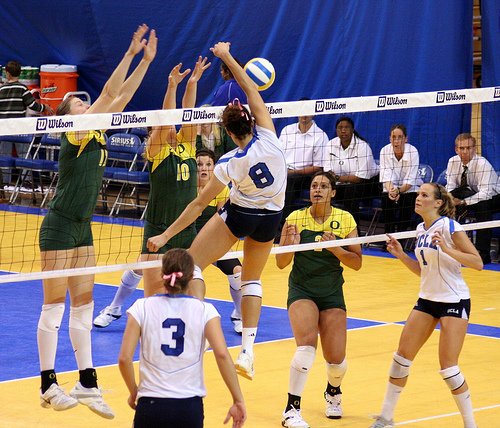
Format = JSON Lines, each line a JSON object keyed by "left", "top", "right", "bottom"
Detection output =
{"left": 455, "top": 132, "right": 476, "bottom": 147}
{"left": 431, "top": 183, "right": 456, "bottom": 218}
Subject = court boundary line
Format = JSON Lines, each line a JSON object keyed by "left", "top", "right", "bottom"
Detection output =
{"left": 396, "top": 403, "right": 500, "bottom": 425}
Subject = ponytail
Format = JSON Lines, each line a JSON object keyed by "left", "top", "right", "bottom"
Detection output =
{"left": 432, "top": 183, "right": 456, "bottom": 218}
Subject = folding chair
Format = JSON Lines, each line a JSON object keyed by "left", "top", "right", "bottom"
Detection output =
{"left": 436, "top": 169, "right": 447, "bottom": 186}
{"left": 417, "top": 163, "right": 434, "bottom": 183}
{"left": 9, "top": 134, "right": 59, "bottom": 205}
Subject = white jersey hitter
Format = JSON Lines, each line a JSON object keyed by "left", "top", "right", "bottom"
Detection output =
{"left": 127, "top": 295, "right": 219, "bottom": 399}
{"left": 215, "top": 124, "right": 286, "bottom": 211}
{"left": 415, "top": 216, "right": 469, "bottom": 302}
{"left": 147, "top": 42, "right": 287, "bottom": 381}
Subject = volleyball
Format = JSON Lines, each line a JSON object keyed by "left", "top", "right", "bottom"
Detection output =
{"left": 244, "top": 58, "right": 275, "bottom": 91}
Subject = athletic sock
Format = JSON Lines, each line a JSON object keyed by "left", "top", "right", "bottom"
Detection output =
{"left": 326, "top": 383, "right": 341, "bottom": 396}
{"left": 380, "top": 382, "right": 403, "bottom": 421}
{"left": 41, "top": 369, "right": 57, "bottom": 394}
{"left": 452, "top": 390, "right": 477, "bottom": 428}
{"left": 241, "top": 328, "right": 257, "bottom": 356}
{"left": 285, "top": 393, "right": 301, "bottom": 412}
{"left": 79, "top": 368, "right": 98, "bottom": 389}
{"left": 111, "top": 270, "right": 142, "bottom": 308}
{"left": 227, "top": 273, "right": 242, "bottom": 317}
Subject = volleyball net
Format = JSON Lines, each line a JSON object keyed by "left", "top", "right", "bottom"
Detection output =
{"left": 0, "top": 86, "right": 498, "bottom": 283}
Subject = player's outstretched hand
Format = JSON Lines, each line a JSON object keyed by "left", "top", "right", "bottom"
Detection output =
{"left": 127, "top": 24, "right": 149, "bottom": 56}
{"left": 386, "top": 234, "right": 404, "bottom": 258}
{"left": 168, "top": 63, "right": 191, "bottom": 86}
{"left": 211, "top": 42, "right": 231, "bottom": 58}
{"left": 223, "top": 401, "right": 246, "bottom": 428}
{"left": 142, "top": 28, "right": 157, "bottom": 63}
{"left": 189, "top": 56, "right": 211, "bottom": 83}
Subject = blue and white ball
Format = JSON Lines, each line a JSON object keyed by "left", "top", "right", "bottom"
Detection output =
{"left": 244, "top": 58, "right": 275, "bottom": 91}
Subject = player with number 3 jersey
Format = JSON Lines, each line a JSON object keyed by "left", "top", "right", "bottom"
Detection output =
{"left": 119, "top": 249, "right": 246, "bottom": 427}
{"left": 147, "top": 41, "right": 286, "bottom": 381}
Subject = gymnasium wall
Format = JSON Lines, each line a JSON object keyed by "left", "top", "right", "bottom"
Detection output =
{"left": 1, "top": 0, "right": 497, "bottom": 173}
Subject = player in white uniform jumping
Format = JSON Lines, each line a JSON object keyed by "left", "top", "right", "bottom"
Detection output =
{"left": 118, "top": 248, "right": 246, "bottom": 428}
{"left": 147, "top": 41, "right": 287, "bottom": 380}
{"left": 370, "top": 183, "right": 482, "bottom": 428}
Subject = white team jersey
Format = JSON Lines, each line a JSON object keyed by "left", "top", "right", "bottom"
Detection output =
{"left": 415, "top": 217, "right": 470, "bottom": 302}
{"left": 214, "top": 125, "right": 287, "bottom": 211}
{"left": 127, "top": 294, "right": 220, "bottom": 399}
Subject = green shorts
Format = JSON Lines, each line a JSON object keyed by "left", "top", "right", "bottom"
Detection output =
{"left": 287, "top": 280, "right": 346, "bottom": 312}
{"left": 141, "top": 221, "right": 196, "bottom": 254}
{"left": 39, "top": 210, "right": 93, "bottom": 251}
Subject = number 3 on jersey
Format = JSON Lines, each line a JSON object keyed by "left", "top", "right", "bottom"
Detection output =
{"left": 161, "top": 318, "right": 185, "bottom": 356}
{"left": 249, "top": 162, "right": 274, "bottom": 189}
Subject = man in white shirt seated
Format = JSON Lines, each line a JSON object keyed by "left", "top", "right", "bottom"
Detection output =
{"left": 446, "top": 132, "right": 499, "bottom": 264}
{"left": 279, "top": 102, "right": 329, "bottom": 221}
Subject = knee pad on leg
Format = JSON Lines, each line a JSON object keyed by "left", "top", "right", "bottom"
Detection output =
{"left": 389, "top": 352, "right": 412, "bottom": 379}
{"left": 69, "top": 302, "right": 94, "bottom": 331}
{"left": 38, "top": 303, "right": 65, "bottom": 332}
{"left": 241, "top": 280, "right": 262, "bottom": 298}
{"left": 193, "top": 265, "right": 204, "bottom": 282}
{"left": 326, "top": 358, "right": 347, "bottom": 386}
{"left": 440, "top": 365, "right": 465, "bottom": 391}
{"left": 291, "top": 346, "right": 316, "bottom": 373}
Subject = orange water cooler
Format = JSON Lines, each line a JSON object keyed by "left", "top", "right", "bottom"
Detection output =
{"left": 40, "top": 64, "right": 78, "bottom": 110}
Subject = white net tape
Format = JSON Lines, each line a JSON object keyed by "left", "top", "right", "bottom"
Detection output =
{"left": 1, "top": 221, "right": 498, "bottom": 284}
{"left": 0, "top": 87, "right": 498, "bottom": 136}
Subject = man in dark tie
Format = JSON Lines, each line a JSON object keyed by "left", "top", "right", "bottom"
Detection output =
{"left": 445, "top": 133, "right": 499, "bottom": 264}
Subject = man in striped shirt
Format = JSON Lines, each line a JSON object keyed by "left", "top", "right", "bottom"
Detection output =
{"left": 0, "top": 60, "right": 53, "bottom": 185}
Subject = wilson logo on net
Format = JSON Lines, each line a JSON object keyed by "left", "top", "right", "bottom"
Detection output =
{"left": 111, "top": 113, "right": 147, "bottom": 126}
{"left": 36, "top": 117, "right": 74, "bottom": 131}
{"left": 182, "top": 109, "right": 217, "bottom": 122}
{"left": 266, "top": 105, "right": 283, "bottom": 115}
{"left": 315, "top": 100, "right": 346, "bottom": 113}
{"left": 494, "top": 87, "right": 500, "bottom": 98}
{"left": 377, "top": 96, "right": 408, "bottom": 108}
{"left": 436, "top": 91, "right": 466, "bottom": 103}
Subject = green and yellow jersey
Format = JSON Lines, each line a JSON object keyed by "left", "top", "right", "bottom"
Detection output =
{"left": 145, "top": 133, "right": 197, "bottom": 238}
{"left": 286, "top": 206, "right": 357, "bottom": 297}
{"left": 49, "top": 130, "right": 107, "bottom": 221}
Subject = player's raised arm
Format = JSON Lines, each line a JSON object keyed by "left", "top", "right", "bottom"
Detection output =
{"left": 211, "top": 42, "right": 275, "bottom": 134}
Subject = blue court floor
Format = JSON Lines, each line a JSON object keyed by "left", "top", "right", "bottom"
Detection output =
{"left": 1, "top": 276, "right": 499, "bottom": 383}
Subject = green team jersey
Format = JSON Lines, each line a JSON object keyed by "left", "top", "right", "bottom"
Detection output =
{"left": 49, "top": 131, "right": 107, "bottom": 221}
{"left": 195, "top": 186, "right": 229, "bottom": 232}
{"left": 286, "top": 206, "right": 357, "bottom": 297}
{"left": 145, "top": 135, "right": 197, "bottom": 231}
